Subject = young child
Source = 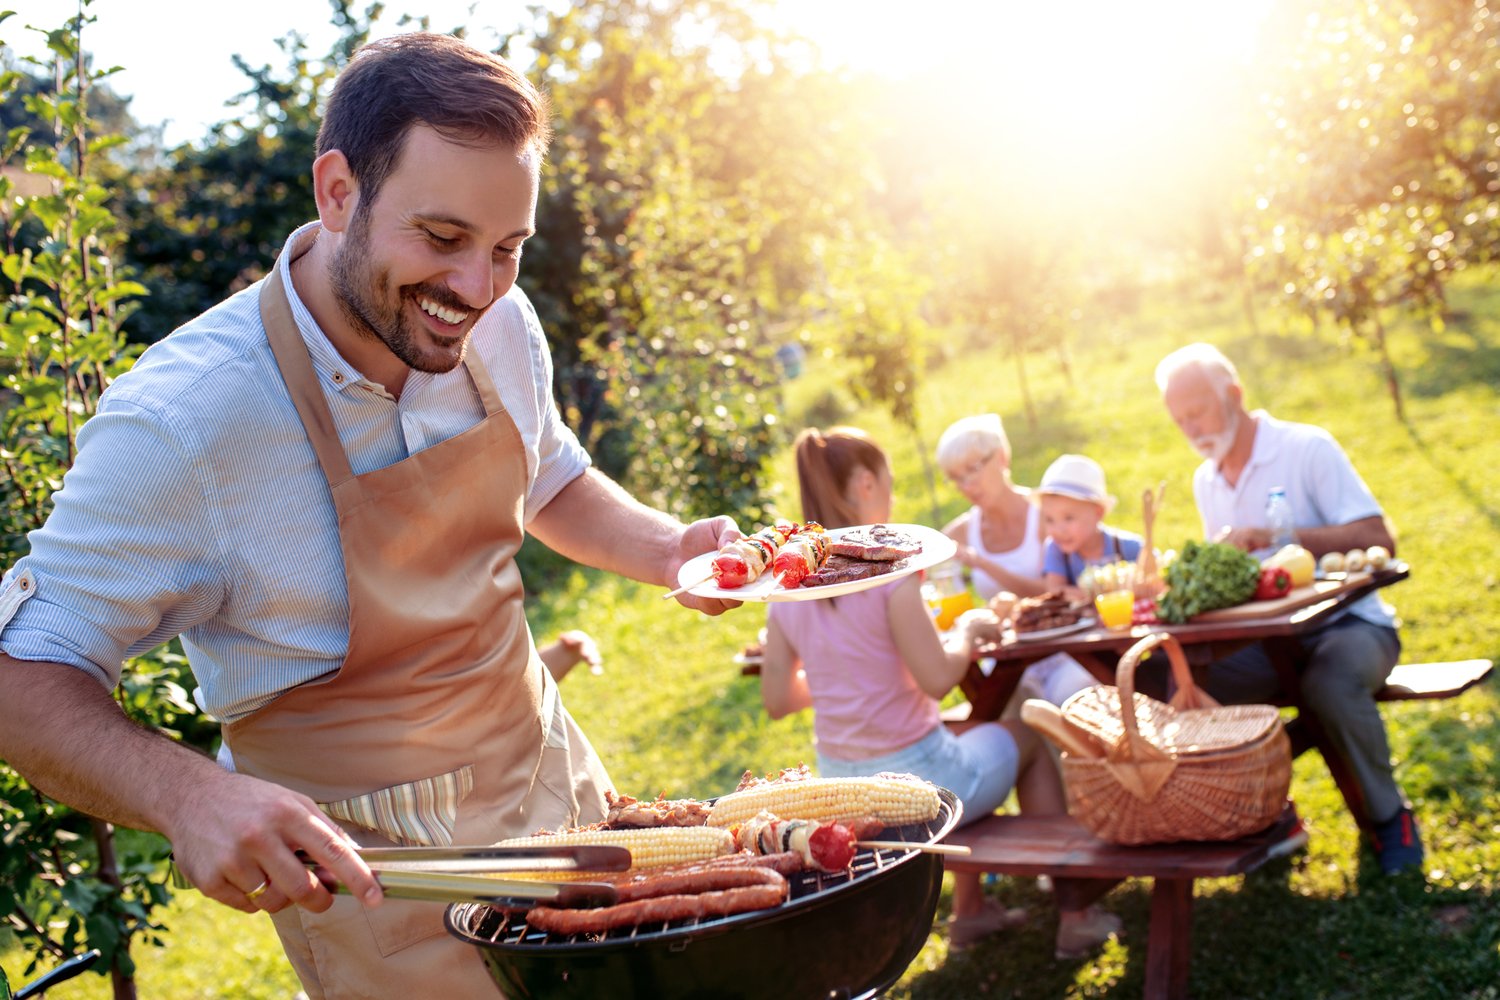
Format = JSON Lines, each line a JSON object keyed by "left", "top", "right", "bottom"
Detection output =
{"left": 1036, "top": 454, "right": 1144, "bottom": 603}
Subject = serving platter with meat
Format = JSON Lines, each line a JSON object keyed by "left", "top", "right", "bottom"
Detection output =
{"left": 671, "top": 522, "right": 956, "bottom": 603}
{"left": 1006, "top": 591, "right": 1097, "bottom": 642}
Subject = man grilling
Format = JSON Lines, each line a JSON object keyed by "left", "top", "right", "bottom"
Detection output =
{"left": 0, "top": 33, "right": 738, "bottom": 997}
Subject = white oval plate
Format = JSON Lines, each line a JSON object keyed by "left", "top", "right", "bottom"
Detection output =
{"left": 675, "top": 523, "right": 958, "bottom": 603}
{"left": 1004, "top": 616, "right": 1098, "bottom": 643}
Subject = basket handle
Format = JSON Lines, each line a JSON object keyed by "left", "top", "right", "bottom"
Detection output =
{"left": 1020, "top": 699, "right": 1105, "bottom": 758}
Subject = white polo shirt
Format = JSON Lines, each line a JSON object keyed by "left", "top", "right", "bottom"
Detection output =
{"left": 1191, "top": 411, "right": 1395, "bottom": 629}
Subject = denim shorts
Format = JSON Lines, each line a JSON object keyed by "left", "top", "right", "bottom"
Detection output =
{"left": 816, "top": 723, "right": 1019, "bottom": 829}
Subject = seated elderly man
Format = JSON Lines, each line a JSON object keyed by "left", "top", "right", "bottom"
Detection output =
{"left": 1154, "top": 343, "right": 1422, "bottom": 875}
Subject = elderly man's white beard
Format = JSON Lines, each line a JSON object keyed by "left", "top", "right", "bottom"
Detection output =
{"left": 1191, "top": 408, "right": 1240, "bottom": 464}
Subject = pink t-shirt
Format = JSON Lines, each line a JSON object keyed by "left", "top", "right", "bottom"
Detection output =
{"left": 767, "top": 585, "right": 940, "bottom": 762}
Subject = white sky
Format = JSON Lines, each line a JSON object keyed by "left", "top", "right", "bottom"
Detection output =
{"left": 4, "top": 1, "right": 1272, "bottom": 149}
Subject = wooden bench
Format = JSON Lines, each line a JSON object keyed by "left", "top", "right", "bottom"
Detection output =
{"left": 1372, "top": 659, "right": 1492, "bottom": 702}
{"left": 943, "top": 659, "right": 1492, "bottom": 727}
{"left": 944, "top": 806, "right": 1306, "bottom": 1000}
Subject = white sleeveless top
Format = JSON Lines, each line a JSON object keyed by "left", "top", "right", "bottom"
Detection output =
{"left": 966, "top": 501, "right": 1045, "bottom": 600}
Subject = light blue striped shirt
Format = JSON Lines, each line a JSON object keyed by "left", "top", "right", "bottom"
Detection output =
{"left": 0, "top": 222, "right": 590, "bottom": 722}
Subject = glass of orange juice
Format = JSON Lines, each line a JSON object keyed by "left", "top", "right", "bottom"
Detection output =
{"left": 936, "top": 589, "right": 977, "bottom": 631}
{"left": 924, "top": 562, "right": 974, "bottom": 631}
{"left": 1094, "top": 588, "right": 1134, "bottom": 630}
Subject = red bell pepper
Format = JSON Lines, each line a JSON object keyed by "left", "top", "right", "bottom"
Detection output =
{"left": 1254, "top": 565, "right": 1294, "bottom": 601}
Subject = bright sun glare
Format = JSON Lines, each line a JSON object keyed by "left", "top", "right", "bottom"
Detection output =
{"left": 789, "top": 0, "right": 1276, "bottom": 195}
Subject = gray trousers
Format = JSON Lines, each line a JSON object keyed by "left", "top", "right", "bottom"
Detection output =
{"left": 1200, "top": 615, "right": 1403, "bottom": 825}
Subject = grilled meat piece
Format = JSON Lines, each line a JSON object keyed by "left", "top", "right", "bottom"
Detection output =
{"left": 828, "top": 524, "right": 924, "bottom": 562}
{"left": 1010, "top": 591, "right": 1084, "bottom": 633}
{"left": 801, "top": 553, "right": 910, "bottom": 588}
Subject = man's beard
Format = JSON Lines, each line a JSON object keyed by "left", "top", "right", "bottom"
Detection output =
{"left": 1191, "top": 406, "right": 1240, "bottom": 464}
{"left": 329, "top": 209, "right": 471, "bottom": 375}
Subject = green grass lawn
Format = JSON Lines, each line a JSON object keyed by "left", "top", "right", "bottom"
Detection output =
{"left": 6, "top": 276, "right": 1498, "bottom": 998}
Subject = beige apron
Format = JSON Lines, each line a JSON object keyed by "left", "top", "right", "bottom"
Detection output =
{"left": 223, "top": 243, "right": 610, "bottom": 999}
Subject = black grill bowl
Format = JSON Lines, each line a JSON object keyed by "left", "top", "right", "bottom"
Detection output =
{"left": 445, "top": 787, "right": 962, "bottom": 1000}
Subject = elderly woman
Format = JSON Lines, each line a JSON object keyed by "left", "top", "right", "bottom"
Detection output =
{"left": 936, "top": 414, "right": 1051, "bottom": 602}
{"left": 935, "top": 413, "right": 1098, "bottom": 777}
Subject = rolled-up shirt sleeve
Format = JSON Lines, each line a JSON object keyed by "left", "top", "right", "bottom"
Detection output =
{"left": 0, "top": 397, "right": 225, "bottom": 687}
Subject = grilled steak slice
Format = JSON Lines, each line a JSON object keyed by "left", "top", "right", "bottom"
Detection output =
{"left": 1010, "top": 591, "right": 1083, "bottom": 632}
{"left": 801, "top": 553, "right": 910, "bottom": 588}
{"left": 829, "top": 524, "right": 924, "bottom": 561}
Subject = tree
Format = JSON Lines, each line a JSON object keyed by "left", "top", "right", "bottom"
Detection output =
{"left": 0, "top": 9, "right": 212, "bottom": 998}
{"left": 116, "top": 1, "right": 387, "bottom": 344}
{"left": 1244, "top": 0, "right": 1500, "bottom": 419}
{"left": 521, "top": 0, "right": 932, "bottom": 522}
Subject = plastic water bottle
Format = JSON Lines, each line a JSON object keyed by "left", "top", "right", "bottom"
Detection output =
{"left": 1265, "top": 487, "right": 1297, "bottom": 550}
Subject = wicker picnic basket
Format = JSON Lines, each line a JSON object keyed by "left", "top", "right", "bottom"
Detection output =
{"left": 1021, "top": 631, "right": 1292, "bottom": 846}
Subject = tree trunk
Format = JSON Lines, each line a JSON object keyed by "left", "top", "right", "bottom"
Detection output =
{"left": 1053, "top": 337, "right": 1074, "bottom": 389}
{"left": 1368, "top": 315, "right": 1406, "bottom": 423}
{"left": 1012, "top": 337, "right": 1036, "bottom": 430}
{"left": 911, "top": 425, "right": 943, "bottom": 528}
{"left": 89, "top": 817, "right": 137, "bottom": 1000}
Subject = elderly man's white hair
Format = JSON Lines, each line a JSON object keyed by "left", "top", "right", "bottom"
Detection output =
{"left": 936, "top": 413, "right": 1011, "bottom": 469}
{"left": 1154, "top": 343, "right": 1241, "bottom": 399}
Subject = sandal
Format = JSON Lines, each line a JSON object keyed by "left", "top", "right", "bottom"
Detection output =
{"left": 947, "top": 898, "right": 1030, "bottom": 951}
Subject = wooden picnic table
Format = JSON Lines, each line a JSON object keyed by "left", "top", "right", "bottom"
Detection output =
{"left": 958, "top": 564, "right": 1412, "bottom": 828}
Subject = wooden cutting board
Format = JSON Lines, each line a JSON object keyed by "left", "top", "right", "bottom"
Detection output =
{"left": 1190, "top": 571, "right": 1373, "bottom": 623}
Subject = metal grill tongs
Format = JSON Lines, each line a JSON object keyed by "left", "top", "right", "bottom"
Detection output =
{"left": 173, "top": 844, "right": 629, "bottom": 908}
{"left": 304, "top": 844, "right": 630, "bottom": 907}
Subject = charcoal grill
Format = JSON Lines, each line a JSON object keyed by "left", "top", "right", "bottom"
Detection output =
{"left": 445, "top": 787, "right": 963, "bottom": 999}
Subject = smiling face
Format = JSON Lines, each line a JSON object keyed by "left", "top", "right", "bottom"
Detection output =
{"left": 1039, "top": 493, "right": 1106, "bottom": 556}
{"left": 326, "top": 126, "right": 538, "bottom": 377}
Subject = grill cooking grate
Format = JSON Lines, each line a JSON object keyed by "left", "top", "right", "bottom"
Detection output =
{"left": 462, "top": 802, "right": 955, "bottom": 950}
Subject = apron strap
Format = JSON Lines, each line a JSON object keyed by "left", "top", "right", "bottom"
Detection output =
{"left": 260, "top": 262, "right": 357, "bottom": 488}
{"left": 462, "top": 345, "right": 506, "bottom": 418}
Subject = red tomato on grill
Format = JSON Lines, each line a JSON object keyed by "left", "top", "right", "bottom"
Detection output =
{"left": 808, "top": 822, "right": 857, "bottom": 872}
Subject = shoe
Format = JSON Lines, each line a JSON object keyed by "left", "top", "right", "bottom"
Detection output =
{"left": 1054, "top": 905, "right": 1123, "bottom": 960}
{"left": 1370, "top": 805, "right": 1425, "bottom": 875}
{"left": 947, "top": 898, "right": 1030, "bottom": 951}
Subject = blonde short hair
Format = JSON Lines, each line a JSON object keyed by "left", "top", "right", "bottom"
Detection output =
{"left": 1154, "top": 343, "right": 1240, "bottom": 400}
{"left": 936, "top": 413, "right": 1011, "bottom": 472}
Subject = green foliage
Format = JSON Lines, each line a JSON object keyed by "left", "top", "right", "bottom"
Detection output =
{"left": 1154, "top": 539, "right": 1264, "bottom": 624}
{"left": 115, "top": 1, "right": 379, "bottom": 345}
{"left": 0, "top": 8, "right": 208, "bottom": 996}
{"left": 1244, "top": 0, "right": 1500, "bottom": 417}
{"left": 521, "top": 0, "right": 932, "bottom": 521}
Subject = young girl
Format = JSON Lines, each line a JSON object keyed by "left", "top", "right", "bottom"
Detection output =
{"left": 1036, "top": 454, "right": 1144, "bottom": 603}
{"left": 760, "top": 427, "right": 1121, "bottom": 957}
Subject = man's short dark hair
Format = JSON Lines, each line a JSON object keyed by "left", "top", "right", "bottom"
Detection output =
{"left": 317, "top": 32, "right": 551, "bottom": 206}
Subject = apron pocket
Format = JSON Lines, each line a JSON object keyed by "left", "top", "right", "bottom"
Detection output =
{"left": 320, "top": 765, "right": 475, "bottom": 848}
{"left": 362, "top": 897, "right": 450, "bottom": 958}
{"left": 531, "top": 703, "right": 611, "bottom": 831}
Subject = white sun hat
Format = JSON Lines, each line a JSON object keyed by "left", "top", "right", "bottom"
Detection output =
{"left": 1035, "top": 454, "right": 1116, "bottom": 512}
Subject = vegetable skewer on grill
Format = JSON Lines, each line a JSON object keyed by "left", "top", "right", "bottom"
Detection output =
{"left": 734, "top": 812, "right": 858, "bottom": 873}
